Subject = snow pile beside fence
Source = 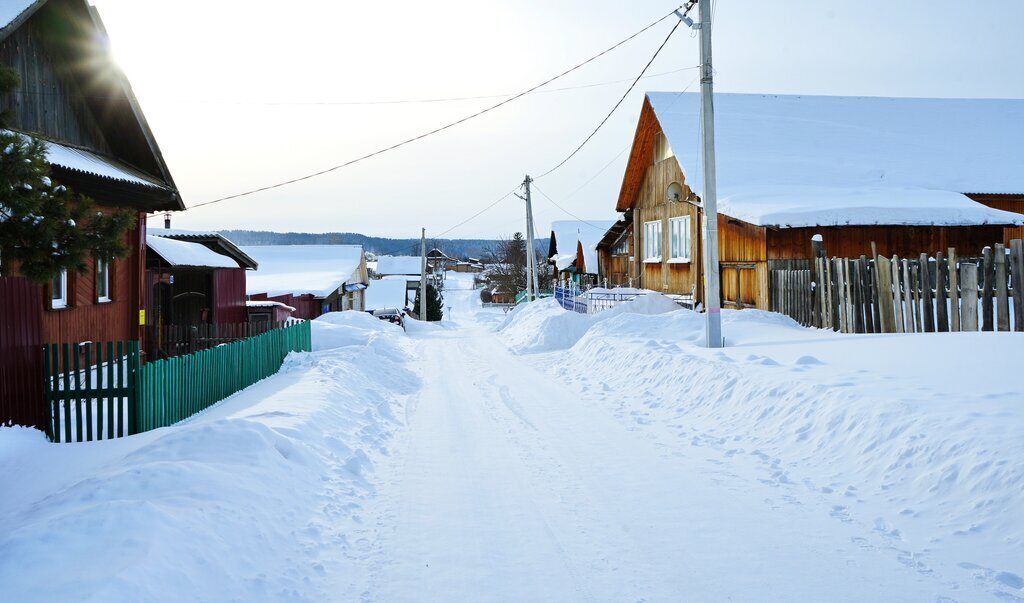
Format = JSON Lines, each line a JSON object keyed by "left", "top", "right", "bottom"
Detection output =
{"left": 503, "top": 303, "right": 1024, "bottom": 596}
{"left": 500, "top": 293, "right": 683, "bottom": 353}
{"left": 312, "top": 310, "right": 401, "bottom": 351}
{"left": 0, "top": 317, "right": 414, "bottom": 601}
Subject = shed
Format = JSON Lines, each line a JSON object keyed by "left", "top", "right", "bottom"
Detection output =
{"left": 548, "top": 220, "right": 616, "bottom": 287}
{"left": 242, "top": 245, "right": 368, "bottom": 319}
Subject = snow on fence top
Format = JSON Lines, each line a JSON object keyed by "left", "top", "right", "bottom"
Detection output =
{"left": 647, "top": 92, "right": 1024, "bottom": 227}
{"left": 550, "top": 220, "right": 617, "bottom": 273}
{"left": 146, "top": 235, "right": 240, "bottom": 269}
{"left": 242, "top": 245, "right": 364, "bottom": 298}
{"left": 375, "top": 255, "right": 423, "bottom": 275}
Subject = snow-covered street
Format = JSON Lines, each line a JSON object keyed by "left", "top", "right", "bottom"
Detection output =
{"left": 2, "top": 274, "right": 1022, "bottom": 601}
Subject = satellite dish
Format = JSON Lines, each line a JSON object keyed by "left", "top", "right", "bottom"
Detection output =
{"left": 667, "top": 182, "right": 683, "bottom": 203}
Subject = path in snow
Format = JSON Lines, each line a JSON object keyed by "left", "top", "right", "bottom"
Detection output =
{"left": 352, "top": 287, "right": 955, "bottom": 601}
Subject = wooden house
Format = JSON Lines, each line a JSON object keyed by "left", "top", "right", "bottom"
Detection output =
{"left": 145, "top": 228, "right": 257, "bottom": 326}
{"left": 548, "top": 220, "right": 616, "bottom": 288}
{"left": 0, "top": 0, "right": 182, "bottom": 428}
{"left": 242, "top": 245, "right": 368, "bottom": 320}
{"left": 603, "top": 93, "right": 1024, "bottom": 309}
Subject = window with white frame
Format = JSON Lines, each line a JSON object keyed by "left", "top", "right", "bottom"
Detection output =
{"left": 643, "top": 220, "right": 662, "bottom": 262}
{"left": 669, "top": 215, "right": 691, "bottom": 261}
{"left": 51, "top": 270, "right": 68, "bottom": 309}
{"left": 96, "top": 259, "right": 110, "bottom": 302}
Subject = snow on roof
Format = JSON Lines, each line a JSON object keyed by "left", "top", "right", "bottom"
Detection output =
{"left": 718, "top": 186, "right": 1023, "bottom": 228}
{"left": 242, "top": 245, "right": 365, "bottom": 298}
{"left": 41, "top": 136, "right": 169, "bottom": 189}
{"left": 550, "top": 220, "right": 617, "bottom": 273}
{"left": 647, "top": 92, "right": 1024, "bottom": 227}
{"left": 146, "top": 235, "right": 240, "bottom": 269}
{"left": 150, "top": 228, "right": 222, "bottom": 238}
{"left": 245, "top": 300, "right": 296, "bottom": 312}
{"left": 376, "top": 255, "right": 422, "bottom": 275}
{"left": 365, "top": 278, "right": 410, "bottom": 311}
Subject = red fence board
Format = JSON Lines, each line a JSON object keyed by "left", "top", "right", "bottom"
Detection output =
{"left": 0, "top": 276, "right": 45, "bottom": 429}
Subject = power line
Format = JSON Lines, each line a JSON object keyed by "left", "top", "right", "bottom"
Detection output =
{"left": 177, "top": 7, "right": 684, "bottom": 213}
{"left": 536, "top": 18, "right": 683, "bottom": 179}
{"left": 530, "top": 182, "right": 609, "bottom": 230}
{"left": 434, "top": 187, "right": 519, "bottom": 238}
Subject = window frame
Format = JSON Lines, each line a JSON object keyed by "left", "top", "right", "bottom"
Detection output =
{"left": 668, "top": 215, "right": 692, "bottom": 263}
{"left": 96, "top": 258, "right": 111, "bottom": 303}
{"left": 643, "top": 220, "right": 662, "bottom": 263}
{"left": 51, "top": 270, "right": 68, "bottom": 309}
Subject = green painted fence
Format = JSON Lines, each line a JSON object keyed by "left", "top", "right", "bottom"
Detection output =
{"left": 137, "top": 321, "right": 311, "bottom": 432}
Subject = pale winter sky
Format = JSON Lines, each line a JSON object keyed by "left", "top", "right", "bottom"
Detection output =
{"left": 91, "top": 0, "right": 1024, "bottom": 239}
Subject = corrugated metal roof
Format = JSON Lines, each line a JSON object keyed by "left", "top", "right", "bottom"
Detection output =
{"left": 43, "top": 138, "right": 170, "bottom": 189}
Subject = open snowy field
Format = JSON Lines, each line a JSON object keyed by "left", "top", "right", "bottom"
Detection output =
{"left": 1, "top": 282, "right": 1022, "bottom": 601}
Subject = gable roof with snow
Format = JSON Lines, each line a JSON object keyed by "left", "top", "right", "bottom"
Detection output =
{"left": 616, "top": 93, "right": 1024, "bottom": 228}
{"left": 375, "top": 255, "right": 423, "bottom": 276}
{"left": 549, "top": 220, "right": 617, "bottom": 274}
{"left": 150, "top": 228, "right": 258, "bottom": 270}
{"left": 146, "top": 235, "right": 240, "bottom": 269}
{"left": 241, "top": 245, "right": 366, "bottom": 298}
{"left": 0, "top": 0, "right": 182, "bottom": 211}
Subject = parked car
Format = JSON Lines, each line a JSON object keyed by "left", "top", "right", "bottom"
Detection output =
{"left": 368, "top": 308, "right": 406, "bottom": 330}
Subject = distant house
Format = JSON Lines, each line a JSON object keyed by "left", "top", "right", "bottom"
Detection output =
{"left": 451, "top": 261, "right": 483, "bottom": 273}
{"left": 548, "top": 220, "right": 617, "bottom": 288}
{"left": 364, "top": 278, "right": 411, "bottom": 313}
{"left": 375, "top": 254, "right": 439, "bottom": 292}
{"left": 0, "top": 0, "right": 183, "bottom": 428}
{"left": 604, "top": 92, "right": 1024, "bottom": 309}
{"left": 426, "top": 248, "right": 454, "bottom": 272}
{"left": 243, "top": 245, "right": 368, "bottom": 319}
{"left": 145, "top": 229, "right": 257, "bottom": 328}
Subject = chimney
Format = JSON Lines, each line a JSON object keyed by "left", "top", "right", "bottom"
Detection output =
{"left": 164, "top": 213, "right": 171, "bottom": 229}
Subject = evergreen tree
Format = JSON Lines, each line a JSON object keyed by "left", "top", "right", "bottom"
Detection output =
{"left": 0, "top": 66, "right": 133, "bottom": 283}
{"left": 412, "top": 283, "right": 444, "bottom": 321}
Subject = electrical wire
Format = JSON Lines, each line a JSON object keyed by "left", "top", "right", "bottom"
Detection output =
{"left": 536, "top": 18, "right": 683, "bottom": 179}
{"left": 173, "top": 7, "right": 684, "bottom": 213}
{"left": 530, "top": 182, "right": 609, "bottom": 230}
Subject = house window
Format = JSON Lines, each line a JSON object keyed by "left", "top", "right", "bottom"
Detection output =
{"left": 612, "top": 235, "right": 629, "bottom": 256}
{"left": 52, "top": 270, "right": 68, "bottom": 309}
{"left": 669, "top": 215, "right": 691, "bottom": 262}
{"left": 96, "top": 259, "right": 110, "bottom": 302}
{"left": 643, "top": 220, "right": 662, "bottom": 262}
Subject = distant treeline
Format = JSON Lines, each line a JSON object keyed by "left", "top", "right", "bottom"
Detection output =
{"left": 219, "top": 230, "right": 548, "bottom": 261}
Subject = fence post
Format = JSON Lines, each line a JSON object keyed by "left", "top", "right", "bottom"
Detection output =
{"left": 948, "top": 247, "right": 961, "bottom": 331}
{"left": 1011, "top": 239, "right": 1024, "bottom": 332}
{"left": 982, "top": 247, "right": 994, "bottom": 331}
{"left": 918, "top": 254, "right": 934, "bottom": 332}
{"left": 890, "top": 255, "right": 904, "bottom": 333}
{"left": 961, "top": 263, "right": 979, "bottom": 331}
{"left": 875, "top": 255, "right": 895, "bottom": 333}
{"left": 994, "top": 243, "right": 1010, "bottom": 332}
{"left": 935, "top": 252, "right": 949, "bottom": 333}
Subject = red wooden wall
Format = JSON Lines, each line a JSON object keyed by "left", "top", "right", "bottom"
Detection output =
{"left": 0, "top": 276, "right": 45, "bottom": 429}
{"left": 212, "top": 268, "right": 247, "bottom": 324}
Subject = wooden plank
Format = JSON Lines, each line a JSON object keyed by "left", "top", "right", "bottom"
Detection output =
{"left": 106, "top": 342, "right": 115, "bottom": 439}
{"left": 867, "top": 256, "right": 881, "bottom": 332}
{"left": 948, "top": 248, "right": 961, "bottom": 332}
{"left": 852, "top": 260, "right": 864, "bottom": 333}
{"left": 910, "top": 261, "right": 922, "bottom": 333}
{"left": 888, "top": 254, "right": 905, "bottom": 333}
{"left": 84, "top": 344, "right": 93, "bottom": 441}
{"left": 843, "top": 259, "right": 854, "bottom": 333}
{"left": 1011, "top": 239, "right": 1024, "bottom": 332}
{"left": 982, "top": 246, "right": 994, "bottom": 331}
{"left": 116, "top": 341, "right": 124, "bottom": 438}
{"left": 919, "top": 254, "right": 934, "bottom": 333}
{"left": 72, "top": 344, "right": 82, "bottom": 443}
{"left": 994, "top": 243, "right": 1009, "bottom": 332}
{"left": 961, "top": 263, "right": 979, "bottom": 331}
{"left": 875, "top": 255, "right": 895, "bottom": 333}
{"left": 935, "top": 252, "right": 949, "bottom": 333}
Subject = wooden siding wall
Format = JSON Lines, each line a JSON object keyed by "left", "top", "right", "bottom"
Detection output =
{"left": 0, "top": 275, "right": 45, "bottom": 428}
{"left": 0, "top": 4, "right": 111, "bottom": 151}
{"left": 212, "top": 268, "right": 247, "bottom": 324}
{"left": 968, "top": 194, "right": 1024, "bottom": 245}
{"left": 766, "top": 225, "right": 1006, "bottom": 260}
{"left": 633, "top": 156, "right": 700, "bottom": 296}
{"left": 260, "top": 293, "right": 320, "bottom": 320}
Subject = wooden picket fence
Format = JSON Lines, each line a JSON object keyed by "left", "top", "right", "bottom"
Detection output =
{"left": 42, "top": 321, "right": 312, "bottom": 442}
{"left": 44, "top": 341, "right": 139, "bottom": 443}
{"left": 145, "top": 321, "right": 290, "bottom": 360}
{"left": 136, "top": 320, "right": 311, "bottom": 432}
{"left": 772, "top": 239, "right": 1023, "bottom": 334}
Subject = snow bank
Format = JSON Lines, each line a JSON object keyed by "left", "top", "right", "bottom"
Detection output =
{"left": 506, "top": 303, "right": 1024, "bottom": 596}
{"left": 311, "top": 311, "right": 400, "bottom": 351}
{"left": 0, "top": 318, "right": 414, "bottom": 601}
{"left": 499, "top": 293, "right": 682, "bottom": 353}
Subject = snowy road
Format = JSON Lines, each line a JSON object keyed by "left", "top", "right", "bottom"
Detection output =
{"left": 355, "top": 285, "right": 951, "bottom": 601}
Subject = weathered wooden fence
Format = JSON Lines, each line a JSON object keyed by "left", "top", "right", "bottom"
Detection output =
{"left": 44, "top": 341, "right": 139, "bottom": 443}
{"left": 772, "top": 239, "right": 1023, "bottom": 333}
{"left": 43, "top": 321, "right": 311, "bottom": 442}
{"left": 145, "top": 321, "right": 290, "bottom": 360}
{"left": 769, "top": 260, "right": 814, "bottom": 327}
{"left": 137, "top": 320, "right": 311, "bottom": 432}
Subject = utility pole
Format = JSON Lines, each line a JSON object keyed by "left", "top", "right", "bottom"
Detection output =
{"left": 523, "top": 175, "right": 539, "bottom": 302}
{"left": 419, "top": 227, "right": 428, "bottom": 320}
{"left": 678, "top": 0, "right": 723, "bottom": 347}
